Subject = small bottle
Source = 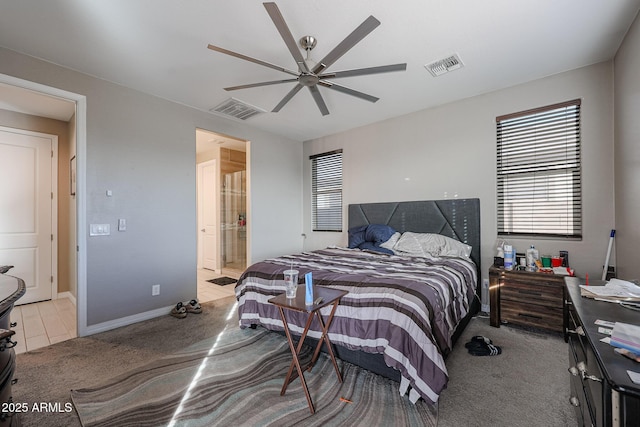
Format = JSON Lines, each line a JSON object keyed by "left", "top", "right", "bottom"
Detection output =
{"left": 305, "top": 272, "right": 314, "bottom": 305}
{"left": 526, "top": 245, "right": 539, "bottom": 272}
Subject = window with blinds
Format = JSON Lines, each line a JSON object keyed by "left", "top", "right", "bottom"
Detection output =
{"left": 496, "top": 99, "right": 582, "bottom": 238}
{"left": 311, "top": 149, "right": 343, "bottom": 232}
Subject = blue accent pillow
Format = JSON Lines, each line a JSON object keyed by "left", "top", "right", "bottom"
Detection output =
{"left": 364, "top": 224, "right": 397, "bottom": 243}
{"left": 359, "top": 241, "right": 394, "bottom": 254}
{"left": 348, "top": 225, "right": 368, "bottom": 248}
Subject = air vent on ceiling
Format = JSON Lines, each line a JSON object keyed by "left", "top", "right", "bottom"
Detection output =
{"left": 210, "top": 98, "right": 266, "bottom": 120}
{"left": 424, "top": 54, "right": 464, "bottom": 77}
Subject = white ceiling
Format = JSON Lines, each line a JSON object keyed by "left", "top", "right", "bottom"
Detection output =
{"left": 0, "top": 0, "right": 638, "bottom": 142}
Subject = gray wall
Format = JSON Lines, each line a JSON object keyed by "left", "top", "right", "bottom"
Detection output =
{"left": 0, "top": 46, "right": 303, "bottom": 328}
{"left": 303, "top": 62, "right": 616, "bottom": 283}
{"left": 614, "top": 12, "right": 640, "bottom": 280}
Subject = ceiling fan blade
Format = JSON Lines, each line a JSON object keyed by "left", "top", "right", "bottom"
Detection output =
{"left": 263, "top": 2, "right": 310, "bottom": 73}
{"left": 312, "top": 15, "right": 380, "bottom": 74}
{"left": 272, "top": 83, "right": 304, "bottom": 112}
{"left": 207, "top": 44, "right": 299, "bottom": 77}
{"left": 318, "top": 80, "right": 379, "bottom": 103}
{"left": 225, "top": 78, "right": 298, "bottom": 91}
{"left": 308, "top": 85, "right": 330, "bottom": 116}
{"left": 319, "top": 63, "right": 407, "bottom": 79}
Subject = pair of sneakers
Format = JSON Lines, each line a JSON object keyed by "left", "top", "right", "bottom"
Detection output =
{"left": 464, "top": 335, "right": 502, "bottom": 356}
{"left": 170, "top": 299, "right": 202, "bottom": 318}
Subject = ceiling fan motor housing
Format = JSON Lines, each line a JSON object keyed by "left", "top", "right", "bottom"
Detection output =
{"left": 299, "top": 36, "right": 317, "bottom": 51}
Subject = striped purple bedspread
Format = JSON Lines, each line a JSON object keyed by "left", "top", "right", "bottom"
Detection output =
{"left": 235, "top": 247, "right": 477, "bottom": 404}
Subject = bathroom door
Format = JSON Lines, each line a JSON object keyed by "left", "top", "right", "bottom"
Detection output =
{"left": 0, "top": 127, "right": 57, "bottom": 304}
{"left": 198, "top": 159, "right": 217, "bottom": 270}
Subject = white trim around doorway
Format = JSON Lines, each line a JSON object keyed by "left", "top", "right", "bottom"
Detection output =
{"left": 0, "top": 73, "right": 88, "bottom": 337}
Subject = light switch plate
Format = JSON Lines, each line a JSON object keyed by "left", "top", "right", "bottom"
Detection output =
{"left": 118, "top": 218, "right": 126, "bottom": 231}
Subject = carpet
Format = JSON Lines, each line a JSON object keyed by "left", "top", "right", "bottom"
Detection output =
{"left": 206, "top": 276, "right": 237, "bottom": 286}
{"left": 70, "top": 326, "right": 436, "bottom": 427}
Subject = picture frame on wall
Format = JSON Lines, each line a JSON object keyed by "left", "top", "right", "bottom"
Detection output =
{"left": 70, "top": 155, "right": 76, "bottom": 196}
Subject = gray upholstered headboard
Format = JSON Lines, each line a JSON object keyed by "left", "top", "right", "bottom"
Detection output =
{"left": 348, "top": 198, "right": 481, "bottom": 277}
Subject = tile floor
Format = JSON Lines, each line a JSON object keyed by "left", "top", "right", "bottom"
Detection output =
{"left": 11, "top": 268, "right": 240, "bottom": 355}
{"left": 11, "top": 297, "right": 77, "bottom": 355}
{"left": 196, "top": 268, "right": 238, "bottom": 303}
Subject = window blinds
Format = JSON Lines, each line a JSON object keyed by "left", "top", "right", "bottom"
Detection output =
{"left": 496, "top": 99, "right": 582, "bottom": 238}
{"left": 311, "top": 150, "right": 343, "bottom": 232}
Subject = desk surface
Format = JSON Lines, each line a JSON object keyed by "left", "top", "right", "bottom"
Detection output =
{"left": 565, "top": 276, "right": 640, "bottom": 397}
{"left": 268, "top": 285, "right": 348, "bottom": 313}
{"left": 0, "top": 272, "right": 26, "bottom": 314}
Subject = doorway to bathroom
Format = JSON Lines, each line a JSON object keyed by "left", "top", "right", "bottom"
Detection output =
{"left": 196, "top": 129, "right": 248, "bottom": 302}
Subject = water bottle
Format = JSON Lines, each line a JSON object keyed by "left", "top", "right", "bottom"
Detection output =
{"left": 504, "top": 245, "right": 514, "bottom": 270}
{"left": 526, "top": 245, "right": 539, "bottom": 272}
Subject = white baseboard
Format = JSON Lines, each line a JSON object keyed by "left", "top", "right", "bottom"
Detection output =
{"left": 57, "top": 291, "right": 77, "bottom": 306}
{"left": 83, "top": 305, "right": 173, "bottom": 336}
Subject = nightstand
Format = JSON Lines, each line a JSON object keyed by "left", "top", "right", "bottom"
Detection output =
{"left": 489, "top": 266, "right": 566, "bottom": 332}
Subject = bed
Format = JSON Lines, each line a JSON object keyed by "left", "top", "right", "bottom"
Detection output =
{"left": 235, "top": 198, "right": 481, "bottom": 404}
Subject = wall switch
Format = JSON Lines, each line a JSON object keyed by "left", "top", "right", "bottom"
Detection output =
{"left": 118, "top": 218, "right": 127, "bottom": 231}
{"left": 152, "top": 284, "right": 160, "bottom": 296}
{"left": 89, "top": 224, "right": 110, "bottom": 236}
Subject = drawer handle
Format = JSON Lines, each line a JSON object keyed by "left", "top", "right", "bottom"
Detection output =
{"left": 518, "top": 313, "right": 542, "bottom": 320}
{"left": 518, "top": 290, "right": 543, "bottom": 297}
{"left": 569, "top": 362, "right": 602, "bottom": 383}
{"left": 0, "top": 339, "right": 17, "bottom": 351}
{"left": 569, "top": 396, "right": 580, "bottom": 407}
{"left": 567, "top": 326, "right": 585, "bottom": 336}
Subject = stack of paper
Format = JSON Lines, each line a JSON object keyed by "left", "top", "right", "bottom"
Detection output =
{"left": 580, "top": 278, "right": 640, "bottom": 301}
{"left": 610, "top": 322, "right": 640, "bottom": 355}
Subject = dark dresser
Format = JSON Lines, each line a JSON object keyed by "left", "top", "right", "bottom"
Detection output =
{"left": 0, "top": 267, "right": 25, "bottom": 426}
{"left": 564, "top": 276, "right": 640, "bottom": 426}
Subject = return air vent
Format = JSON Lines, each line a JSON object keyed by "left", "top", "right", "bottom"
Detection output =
{"left": 210, "top": 98, "right": 266, "bottom": 120}
{"left": 424, "top": 54, "right": 464, "bottom": 77}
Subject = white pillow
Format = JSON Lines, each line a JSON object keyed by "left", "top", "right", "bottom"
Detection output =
{"left": 380, "top": 232, "right": 401, "bottom": 250}
{"left": 392, "top": 232, "right": 472, "bottom": 258}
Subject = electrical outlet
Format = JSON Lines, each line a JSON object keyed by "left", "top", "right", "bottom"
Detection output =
{"left": 152, "top": 284, "right": 160, "bottom": 296}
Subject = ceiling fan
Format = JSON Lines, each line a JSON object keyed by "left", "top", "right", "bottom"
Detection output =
{"left": 207, "top": 2, "right": 407, "bottom": 116}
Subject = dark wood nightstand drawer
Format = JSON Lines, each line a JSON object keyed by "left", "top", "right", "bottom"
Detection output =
{"left": 500, "top": 280, "right": 564, "bottom": 308}
{"left": 501, "top": 300, "right": 563, "bottom": 331}
{"left": 489, "top": 266, "right": 566, "bottom": 332}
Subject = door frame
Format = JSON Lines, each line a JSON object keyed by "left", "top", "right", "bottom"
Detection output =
{"left": 0, "top": 73, "right": 88, "bottom": 336}
{"left": 0, "top": 126, "right": 58, "bottom": 303}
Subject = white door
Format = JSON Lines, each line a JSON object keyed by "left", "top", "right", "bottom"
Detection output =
{"left": 198, "top": 159, "right": 217, "bottom": 271}
{"left": 0, "top": 127, "right": 57, "bottom": 304}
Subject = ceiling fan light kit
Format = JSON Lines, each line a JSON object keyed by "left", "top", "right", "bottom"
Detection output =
{"left": 207, "top": 2, "right": 407, "bottom": 116}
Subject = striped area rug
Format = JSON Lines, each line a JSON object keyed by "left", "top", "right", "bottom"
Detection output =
{"left": 71, "top": 327, "right": 437, "bottom": 426}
